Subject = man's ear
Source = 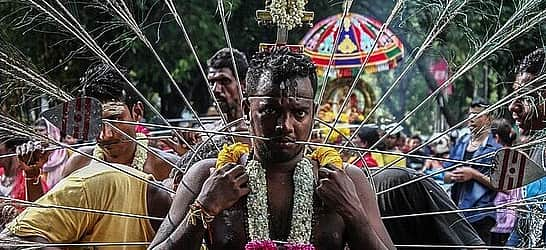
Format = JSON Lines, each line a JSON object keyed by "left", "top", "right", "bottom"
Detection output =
{"left": 131, "top": 101, "right": 144, "bottom": 121}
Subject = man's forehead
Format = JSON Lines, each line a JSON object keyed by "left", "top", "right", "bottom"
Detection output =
{"left": 248, "top": 96, "right": 314, "bottom": 104}
{"left": 102, "top": 101, "right": 127, "bottom": 117}
{"left": 468, "top": 106, "right": 485, "bottom": 113}
{"left": 208, "top": 67, "right": 234, "bottom": 78}
{"left": 253, "top": 74, "right": 314, "bottom": 99}
{"left": 514, "top": 72, "right": 537, "bottom": 89}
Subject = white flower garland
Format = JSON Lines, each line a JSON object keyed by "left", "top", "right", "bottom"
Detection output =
{"left": 92, "top": 133, "right": 148, "bottom": 172}
{"left": 245, "top": 157, "right": 315, "bottom": 243}
{"left": 269, "top": 0, "right": 307, "bottom": 31}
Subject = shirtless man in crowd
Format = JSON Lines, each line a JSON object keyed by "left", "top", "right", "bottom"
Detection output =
{"left": 149, "top": 49, "right": 394, "bottom": 249}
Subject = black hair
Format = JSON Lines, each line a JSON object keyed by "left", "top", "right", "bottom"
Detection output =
{"left": 410, "top": 135, "right": 422, "bottom": 142}
{"left": 358, "top": 126, "right": 380, "bottom": 146}
{"left": 470, "top": 97, "right": 489, "bottom": 109}
{"left": 80, "top": 63, "right": 139, "bottom": 110}
{"left": 491, "top": 118, "right": 516, "bottom": 146}
{"left": 34, "top": 117, "right": 46, "bottom": 128}
{"left": 246, "top": 48, "right": 317, "bottom": 96}
{"left": 207, "top": 48, "right": 248, "bottom": 81}
{"left": 517, "top": 48, "right": 545, "bottom": 76}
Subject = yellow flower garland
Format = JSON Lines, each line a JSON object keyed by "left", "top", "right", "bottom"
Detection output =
{"left": 215, "top": 143, "right": 250, "bottom": 169}
{"left": 307, "top": 146, "right": 343, "bottom": 169}
{"left": 215, "top": 143, "right": 343, "bottom": 169}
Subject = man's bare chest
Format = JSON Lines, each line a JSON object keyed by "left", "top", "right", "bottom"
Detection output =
{"left": 207, "top": 202, "right": 346, "bottom": 250}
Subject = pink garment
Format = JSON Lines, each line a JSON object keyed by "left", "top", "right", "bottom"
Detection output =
{"left": 41, "top": 119, "right": 69, "bottom": 188}
{"left": 491, "top": 188, "right": 521, "bottom": 233}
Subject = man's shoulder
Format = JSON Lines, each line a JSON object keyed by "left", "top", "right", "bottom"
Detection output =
{"left": 66, "top": 161, "right": 149, "bottom": 184}
{"left": 184, "top": 158, "right": 216, "bottom": 179}
{"left": 62, "top": 146, "right": 95, "bottom": 177}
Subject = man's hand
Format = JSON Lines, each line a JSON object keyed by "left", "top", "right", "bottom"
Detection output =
{"left": 195, "top": 164, "right": 250, "bottom": 216}
{"left": 161, "top": 131, "right": 202, "bottom": 156}
{"left": 15, "top": 141, "right": 50, "bottom": 171}
{"left": 0, "top": 203, "right": 18, "bottom": 226}
{"left": 316, "top": 164, "right": 364, "bottom": 219}
{"left": 451, "top": 166, "right": 478, "bottom": 182}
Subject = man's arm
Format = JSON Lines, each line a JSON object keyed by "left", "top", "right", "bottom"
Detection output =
{"left": 0, "top": 233, "right": 62, "bottom": 250}
{"left": 316, "top": 164, "right": 395, "bottom": 249}
{"left": 450, "top": 166, "right": 495, "bottom": 189}
{"left": 149, "top": 159, "right": 250, "bottom": 250}
{"left": 61, "top": 147, "right": 93, "bottom": 178}
{"left": 148, "top": 159, "right": 212, "bottom": 250}
{"left": 344, "top": 165, "right": 395, "bottom": 249}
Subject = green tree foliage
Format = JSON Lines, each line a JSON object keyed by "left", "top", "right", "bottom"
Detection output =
{"left": 0, "top": 0, "right": 544, "bottom": 136}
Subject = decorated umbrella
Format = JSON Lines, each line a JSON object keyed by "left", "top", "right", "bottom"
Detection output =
{"left": 301, "top": 13, "right": 404, "bottom": 78}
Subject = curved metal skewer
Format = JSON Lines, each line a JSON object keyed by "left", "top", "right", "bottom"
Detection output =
{"left": 0, "top": 196, "right": 163, "bottom": 221}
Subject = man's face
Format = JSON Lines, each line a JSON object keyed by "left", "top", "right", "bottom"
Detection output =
{"left": 467, "top": 106, "right": 490, "bottom": 133}
{"left": 246, "top": 75, "right": 315, "bottom": 163}
{"left": 509, "top": 73, "right": 546, "bottom": 135}
{"left": 408, "top": 138, "right": 421, "bottom": 150}
{"left": 208, "top": 67, "right": 241, "bottom": 116}
{"left": 98, "top": 101, "right": 141, "bottom": 159}
{"left": 385, "top": 135, "right": 398, "bottom": 150}
{"left": 353, "top": 136, "right": 368, "bottom": 148}
{"left": 34, "top": 125, "right": 47, "bottom": 137}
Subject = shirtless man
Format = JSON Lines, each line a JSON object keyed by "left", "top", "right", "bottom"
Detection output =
{"left": 173, "top": 48, "right": 248, "bottom": 168}
{"left": 62, "top": 63, "right": 178, "bottom": 180}
{"left": 149, "top": 49, "right": 394, "bottom": 249}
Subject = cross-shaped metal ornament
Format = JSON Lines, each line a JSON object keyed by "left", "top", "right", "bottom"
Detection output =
{"left": 256, "top": 0, "right": 314, "bottom": 52}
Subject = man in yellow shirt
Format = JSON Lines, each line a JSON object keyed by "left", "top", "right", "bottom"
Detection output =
{"left": 0, "top": 63, "right": 174, "bottom": 249}
{"left": 375, "top": 123, "right": 407, "bottom": 167}
{"left": 2, "top": 161, "right": 170, "bottom": 249}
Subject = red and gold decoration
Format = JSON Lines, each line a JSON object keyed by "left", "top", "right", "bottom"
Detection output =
{"left": 301, "top": 13, "right": 404, "bottom": 78}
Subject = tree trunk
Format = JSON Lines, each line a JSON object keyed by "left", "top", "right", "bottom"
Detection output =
{"left": 416, "top": 58, "right": 458, "bottom": 127}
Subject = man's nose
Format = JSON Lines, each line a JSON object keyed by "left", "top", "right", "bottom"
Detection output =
{"left": 213, "top": 82, "right": 222, "bottom": 94}
{"left": 277, "top": 114, "right": 295, "bottom": 134}
{"left": 99, "top": 123, "right": 115, "bottom": 140}
{"left": 508, "top": 99, "right": 521, "bottom": 113}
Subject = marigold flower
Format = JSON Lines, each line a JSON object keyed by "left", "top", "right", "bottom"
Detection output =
{"left": 215, "top": 143, "right": 250, "bottom": 169}
{"left": 308, "top": 147, "right": 343, "bottom": 169}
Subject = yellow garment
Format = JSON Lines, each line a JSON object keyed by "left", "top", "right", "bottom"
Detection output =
{"left": 7, "top": 161, "right": 155, "bottom": 249}
{"left": 308, "top": 147, "right": 343, "bottom": 169}
{"left": 371, "top": 152, "right": 406, "bottom": 168}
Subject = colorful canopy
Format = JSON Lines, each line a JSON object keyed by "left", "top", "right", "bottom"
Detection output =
{"left": 300, "top": 13, "right": 404, "bottom": 78}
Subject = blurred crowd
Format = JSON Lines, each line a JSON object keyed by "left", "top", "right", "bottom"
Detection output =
{"left": 0, "top": 48, "right": 544, "bottom": 249}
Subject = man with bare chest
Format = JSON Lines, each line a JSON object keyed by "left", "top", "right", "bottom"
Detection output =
{"left": 149, "top": 49, "right": 394, "bottom": 249}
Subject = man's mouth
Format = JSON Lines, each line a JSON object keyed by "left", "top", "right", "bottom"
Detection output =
{"left": 270, "top": 137, "right": 296, "bottom": 148}
{"left": 98, "top": 141, "right": 122, "bottom": 148}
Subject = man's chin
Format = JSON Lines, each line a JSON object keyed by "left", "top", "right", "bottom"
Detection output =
{"left": 256, "top": 143, "right": 302, "bottom": 163}
{"left": 216, "top": 102, "right": 229, "bottom": 113}
{"left": 99, "top": 146, "right": 123, "bottom": 159}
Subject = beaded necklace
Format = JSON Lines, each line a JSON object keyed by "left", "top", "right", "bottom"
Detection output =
{"left": 245, "top": 157, "right": 315, "bottom": 249}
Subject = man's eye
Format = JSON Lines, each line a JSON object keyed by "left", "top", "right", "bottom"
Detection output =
{"left": 295, "top": 110, "right": 307, "bottom": 118}
{"left": 262, "top": 107, "right": 276, "bottom": 115}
